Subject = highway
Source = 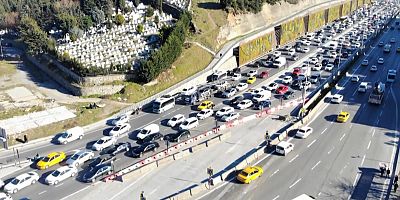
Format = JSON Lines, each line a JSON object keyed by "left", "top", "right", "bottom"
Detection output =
{"left": 198, "top": 13, "right": 400, "bottom": 200}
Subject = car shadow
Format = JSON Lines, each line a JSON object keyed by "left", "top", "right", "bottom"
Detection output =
{"left": 50, "top": 133, "right": 63, "bottom": 145}
{"left": 103, "top": 128, "right": 112, "bottom": 136}
{"left": 324, "top": 114, "right": 337, "bottom": 122}
{"left": 190, "top": 104, "right": 199, "bottom": 111}
{"left": 85, "top": 141, "right": 96, "bottom": 150}
{"left": 128, "top": 130, "right": 140, "bottom": 141}
{"left": 188, "top": 112, "right": 198, "bottom": 118}
{"left": 38, "top": 170, "right": 53, "bottom": 184}
{"left": 160, "top": 119, "right": 170, "bottom": 127}
{"left": 223, "top": 169, "right": 241, "bottom": 183}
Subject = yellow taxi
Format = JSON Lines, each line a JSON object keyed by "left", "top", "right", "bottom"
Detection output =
{"left": 37, "top": 152, "right": 66, "bottom": 170}
{"left": 247, "top": 77, "right": 257, "bottom": 84}
{"left": 336, "top": 111, "right": 350, "bottom": 123}
{"left": 237, "top": 166, "right": 263, "bottom": 184}
{"left": 197, "top": 100, "right": 214, "bottom": 111}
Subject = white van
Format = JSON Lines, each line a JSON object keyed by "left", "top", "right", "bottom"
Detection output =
{"left": 56, "top": 126, "right": 85, "bottom": 144}
{"left": 136, "top": 124, "right": 160, "bottom": 140}
{"left": 273, "top": 57, "right": 287, "bottom": 68}
{"left": 276, "top": 141, "right": 294, "bottom": 156}
{"left": 358, "top": 82, "right": 368, "bottom": 93}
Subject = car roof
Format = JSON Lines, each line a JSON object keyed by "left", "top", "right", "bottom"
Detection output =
{"left": 243, "top": 166, "right": 257, "bottom": 173}
{"left": 202, "top": 100, "right": 212, "bottom": 104}
{"left": 339, "top": 111, "right": 349, "bottom": 115}
{"left": 277, "top": 141, "right": 292, "bottom": 148}
{"left": 47, "top": 152, "right": 62, "bottom": 157}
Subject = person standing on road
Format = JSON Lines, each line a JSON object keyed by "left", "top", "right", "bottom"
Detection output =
{"left": 387, "top": 168, "right": 391, "bottom": 178}
{"left": 395, "top": 175, "right": 399, "bottom": 183}
{"left": 394, "top": 182, "right": 398, "bottom": 193}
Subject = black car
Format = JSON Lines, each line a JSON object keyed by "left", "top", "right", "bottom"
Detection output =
{"left": 131, "top": 142, "right": 160, "bottom": 158}
{"left": 288, "top": 54, "right": 299, "bottom": 61}
{"left": 229, "top": 96, "right": 243, "bottom": 106}
{"left": 88, "top": 155, "right": 115, "bottom": 169}
{"left": 142, "top": 133, "right": 164, "bottom": 143}
{"left": 232, "top": 67, "right": 241, "bottom": 74}
{"left": 342, "top": 52, "right": 349, "bottom": 58}
{"left": 164, "top": 130, "right": 191, "bottom": 142}
{"left": 283, "top": 91, "right": 295, "bottom": 100}
{"left": 253, "top": 100, "right": 271, "bottom": 110}
{"left": 321, "top": 59, "right": 329, "bottom": 66}
{"left": 82, "top": 164, "right": 112, "bottom": 183}
{"left": 291, "top": 79, "right": 302, "bottom": 89}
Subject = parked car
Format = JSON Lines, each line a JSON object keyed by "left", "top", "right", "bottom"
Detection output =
{"left": 259, "top": 71, "right": 269, "bottom": 78}
{"left": 247, "top": 77, "right": 257, "bottom": 84}
{"left": 167, "top": 114, "right": 186, "bottom": 127}
{"left": 109, "top": 142, "right": 132, "bottom": 155}
{"left": 88, "top": 155, "right": 115, "bottom": 169}
{"left": 66, "top": 150, "right": 94, "bottom": 167}
{"left": 331, "top": 94, "right": 344, "bottom": 103}
{"left": 197, "top": 100, "right": 215, "bottom": 111}
{"left": 222, "top": 88, "right": 237, "bottom": 98}
{"left": 136, "top": 124, "right": 160, "bottom": 140}
{"left": 231, "top": 73, "right": 242, "bottom": 81}
{"left": 276, "top": 85, "right": 289, "bottom": 94}
{"left": 92, "top": 136, "right": 117, "bottom": 151}
{"left": 370, "top": 65, "right": 378, "bottom": 72}
{"left": 182, "top": 86, "right": 198, "bottom": 96}
{"left": 247, "top": 70, "right": 258, "bottom": 77}
{"left": 265, "top": 82, "right": 279, "bottom": 91}
{"left": 229, "top": 96, "right": 244, "bottom": 106}
{"left": 325, "top": 64, "right": 334, "bottom": 71}
{"left": 296, "top": 127, "right": 313, "bottom": 139}
{"left": 45, "top": 166, "right": 78, "bottom": 185}
{"left": 4, "top": 172, "right": 39, "bottom": 193}
{"left": 131, "top": 142, "right": 160, "bottom": 158}
{"left": 236, "top": 166, "right": 263, "bottom": 184}
{"left": 109, "top": 123, "right": 131, "bottom": 137}
{"left": 82, "top": 164, "right": 112, "bottom": 183}
{"left": 351, "top": 75, "right": 360, "bottom": 82}
{"left": 292, "top": 68, "right": 301, "bottom": 76}
{"left": 235, "top": 82, "right": 249, "bottom": 91}
{"left": 283, "top": 91, "right": 295, "bottom": 100}
{"left": 282, "top": 76, "right": 293, "bottom": 84}
{"left": 254, "top": 100, "right": 272, "bottom": 110}
{"left": 377, "top": 57, "right": 384, "bottom": 64}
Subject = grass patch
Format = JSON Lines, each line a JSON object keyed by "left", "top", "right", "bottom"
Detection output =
{"left": 0, "top": 106, "right": 45, "bottom": 120}
{"left": 190, "top": 0, "right": 228, "bottom": 51}
{"left": 113, "top": 45, "right": 213, "bottom": 103}
{"left": 0, "top": 61, "right": 17, "bottom": 77}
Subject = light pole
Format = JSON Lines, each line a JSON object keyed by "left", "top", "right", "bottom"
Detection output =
{"left": 0, "top": 36, "right": 3, "bottom": 59}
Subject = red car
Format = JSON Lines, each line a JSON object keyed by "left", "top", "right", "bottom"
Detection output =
{"left": 259, "top": 71, "right": 269, "bottom": 78}
{"left": 276, "top": 85, "right": 289, "bottom": 94}
{"left": 292, "top": 67, "right": 301, "bottom": 76}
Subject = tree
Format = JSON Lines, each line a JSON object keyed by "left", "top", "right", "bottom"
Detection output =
{"left": 91, "top": 8, "right": 105, "bottom": 24}
{"left": 146, "top": 7, "right": 154, "bottom": 18}
{"left": 136, "top": 24, "right": 144, "bottom": 34}
{"left": 152, "top": 0, "right": 163, "bottom": 12}
{"left": 117, "top": 0, "right": 126, "bottom": 12}
{"left": 56, "top": 13, "right": 78, "bottom": 33}
{"left": 81, "top": 0, "right": 96, "bottom": 16}
{"left": 154, "top": 15, "right": 160, "bottom": 27}
{"left": 79, "top": 15, "right": 94, "bottom": 30}
{"left": 18, "top": 16, "right": 49, "bottom": 54}
{"left": 115, "top": 14, "right": 125, "bottom": 25}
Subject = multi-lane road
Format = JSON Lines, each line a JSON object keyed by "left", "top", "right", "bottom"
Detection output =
{"left": 199, "top": 15, "right": 400, "bottom": 200}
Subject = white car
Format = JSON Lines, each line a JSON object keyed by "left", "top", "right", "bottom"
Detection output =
{"left": 370, "top": 65, "right": 377, "bottom": 72}
{"left": 45, "top": 166, "right": 78, "bottom": 185}
{"left": 182, "top": 86, "right": 198, "bottom": 95}
{"left": 266, "top": 82, "right": 279, "bottom": 91}
{"left": 111, "top": 114, "right": 129, "bottom": 126}
{"left": 109, "top": 123, "right": 131, "bottom": 137}
{"left": 377, "top": 57, "right": 384, "bottom": 64}
{"left": 312, "top": 63, "right": 323, "bottom": 71}
{"left": 56, "top": 127, "right": 84, "bottom": 144}
{"left": 251, "top": 88, "right": 265, "bottom": 96}
{"left": 302, "top": 47, "right": 310, "bottom": 53}
{"left": 4, "top": 172, "right": 39, "bottom": 194}
{"left": 247, "top": 70, "right": 258, "bottom": 77}
{"left": 325, "top": 64, "right": 334, "bottom": 71}
{"left": 329, "top": 51, "right": 337, "bottom": 58}
{"left": 167, "top": 114, "right": 185, "bottom": 127}
{"left": 66, "top": 150, "right": 94, "bottom": 167}
{"left": 331, "top": 94, "right": 344, "bottom": 103}
{"left": 282, "top": 76, "right": 293, "bottom": 84}
{"left": 222, "top": 88, "right": 237, "bottom": 98}
{"left": 0, "top": 179, "right": 4, "bottom": 188}
{"left": 197, "top": 109, "right": 213, "bottom": 120}
{"left": 316, "top": 48, "right": 324, "bottom": 53}
{"left": 179, "top": 117, "right": 199, "bottom": 130}
{"left": 273, "top": 51, "right": 282, "bottom": 57}
{"left": 92, "top": 136, "right": 117, "bottom": 151}
{"left": 351, "top": 75, "right": 360, "bottom": 82}
{"left": 0, "top": 193, "right": 12, "bottom": 200}
{"left": 296, "top": 127, "right": 313, "bottom": 138}
{"left": 308, "top": 57, "right": 318, "bottom": 65}
{"left": 231, "top": 73, "right": 241, "bottom": 81}
{"left": 236, "top": 99, "right": 253, "bottom": 110}
{"left": 301, "top": 40, "right": 311, "bottom": 46}
{"left": 221, "top": 113, "right": 240, "bottom": 122}
{"left": 390, "top": 38, "right": 395, "bottom": 43}
{"left": 216, "top": 106, "right": 234, "bottom": 117}
{"left": 361, "top": 59, "right": 369, "bottom": 66}
{"left": 235, "top": 82, "right": 248, "bottom": 91}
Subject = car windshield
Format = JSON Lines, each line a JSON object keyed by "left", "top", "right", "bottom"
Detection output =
{"left": 112, "top": 126, "right": 121, "bottom": 131}
{"left": 42, "top": 157, "right": 50, "bottom": 162}
{"left": 182, "top": 121, "right": 189, "bottom": 125}
{"left": 339, "top": 114, "right": 346, "bottom": 117}
{"left": 298, "top": 129, "right": 306, "bottom": 133}
{"left": 240, "top": 171, "right": 249, "bottom": 177}
{"left": 52, "top": 170, "right": 61, "bottom": 177}
{"left": 199, "top": 111, "right": 206, "bottom": 115}
{"left": 171, "top": 117, "right": 177, "bottom": 121}
{"left": 71, "top": 154, "right": 80, "bottom": 160}
{"left": 97, "top": 139, "right": 105, "bottom": 144}
{"left": 11, "top": 178, "right": 20, "bottom": 185}
{"left": 200, "top": 103, "right": 206, "bottom": 106}
{"left": 60, "top": 132, "right": 69, "bottom": 138}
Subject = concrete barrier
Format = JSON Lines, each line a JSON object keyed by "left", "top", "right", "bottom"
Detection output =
{"left": 156, "top": 155, "right": 174, "bottom": 167}
{"left": 212, "top": 175, "right": 223, "bottom": 185}
{"left": 190, "top": 184, "right": 203, "bottom": 196}
{"left": 219, "top": 131, "right": 231, "bottom": 141}
{"left": 242, "top": 114, "right": 256, "bottom": 122}
{"left": 139, "top": 162, "right": 158, "bottom": 173}
{"left": 121, "top": 167, "right": 142, "bottom": 180}
{"left": 245, "top": 152, "right": 257, "bottom": 164}
{"left": 173, "top": 149, "right": 191, "bottom": 160}
{"left": 255, "top": 147, "right": 265, "bottom": 158}
{"left": 190, "top": 142, "right": 207, "bottom": 152}
{"left": 175, "top": 190, "right": 192, "bottom": 200}
{"left": 206, "top": 136, "right": 220, "bottom": 147}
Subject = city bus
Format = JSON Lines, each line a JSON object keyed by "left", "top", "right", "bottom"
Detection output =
{"left": 152, "top": 95, "right": 175, "bottom": 113}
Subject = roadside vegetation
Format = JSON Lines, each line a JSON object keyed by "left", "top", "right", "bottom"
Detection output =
{"left": 0, "top": 106, "right": 44, "bottom": 120}
{"left": 0, "top": 61, "right": 16, "bottom": 77}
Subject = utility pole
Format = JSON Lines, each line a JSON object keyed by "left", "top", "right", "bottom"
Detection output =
{"left": 0, "top": 36, "right": 3, "bottom": 59}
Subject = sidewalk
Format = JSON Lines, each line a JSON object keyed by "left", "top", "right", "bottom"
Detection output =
{"left": 0, "top": 161, "right": 31, "bottom": 179}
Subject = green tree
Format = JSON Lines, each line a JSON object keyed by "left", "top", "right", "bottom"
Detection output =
{"left": 117, "top": 0, "right": 126, "bottom": 12}
{"left": 115, "top": 14, "right": 125, "bottom": 25}
{"left": 18, "top": 16, "right": 49, "bottom": 54}
{"left": 146, "top": 7, "right": 154, "bottom": 17}
{"left": 56, "top": 13, "right": 78, "bottom": 33}
{"left": 133, "top": 0, "right": 140, "bottom": 7}
{"left": 152, "top": 0, "right": 163, "bottom": 12}
{"left": 136, "top": 24, "right": 144, "bottom": 34}
{"left": 154, "top": 15, "right": 160, "bottom": 27}
{"left": 79, "top": 15, "right": 94, "bottom": 30}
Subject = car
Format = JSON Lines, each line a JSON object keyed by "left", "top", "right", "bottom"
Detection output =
{"left": 164, "top": 130, "right": 191, "bottom": 142}
{"left": 302, "top": 47, "right": 310, "bottom": 53}
{"left": 221, "top": 112, "right": 240, "bottom": 122}
{"left": 325, "top": 64, "right": 334, "bottom": 71}
{"left": 109, "top": 142, "right": 132, "bottom": 155}
{"left": 56, "top": 126, "right": 84, "bottom": 144}
{"left": 377, "top": 57, "right": 384, "bottom": 64}
{"left": 308, "top": 57, "right": 318, "bottom": 65}
{"left": 229, "top": 96, "right": 244, "bottom": 106}
{"left": 273, "top": 51, "right": 282, "bottom": 57}
{"left": 231, "top": 73, "right": 242, "bottom": 81}
{"left": 310, "top": 73, "right": 321, "bottom": 83}
{"left": 259, "top": 71, "right": 269, "bottom": 78}
{"left": 111, "top": 114, "right": 129, "bottom": 126}
{"left": 222, "top": 88, "right": 237, "bottom": 98}
{"left": 251, "top": 88, "right": 265, "bottom": 96}
{"left": 265, "top": 82, "right": 279, "bottom": 91}
{"left": 337, "top": 111, "right": 350, "bottom": 122}
{"left": 282, "top": 76, "right": 293, "bottom": 84}
{"left": 182, "top": 86, "right": 197, "bottom": 95}
{"left": 236, "top": 166, "right": 263, "bottom": 184}
{"left": 131, "top": 142, "right": 160, "bottom": 158}
{"left": 331, "top": 94, "right": 343, "bottom": 103}
{"left": 361, "top": 59, "right": 369, "bottom": 66}
{"left": 288, "top": 54, "right": 299, "bottom": 61}
{"left": 292, "top": 68, "right": 301, "bottom": 76}
{"left": 92, "top": 136, "right": 117, "bottom": 151}
{"left": 88, "top": 155, "right": 115, "bottom": 169}
{"left": 296, "top": 127, "right": 313, "bottom": 138}
{"left": 0, "top": 179, "right": 4, "bottom": 188}
{"left": 378, "top": 41, "right": 384, "bottom": 46}
{"left": 197, "top": 100, "right": 214, "bottom": 111}
{"left": 283, "top": 91, "right": 295, "bottom": 100}
{"left": 167, "top": 114, "right": 186, "bottom": 127}
{"left": 390, "top": 38, "right": 396, "bottom": 43}
{"left": 396, "top": 47, "right": 400, "bottom": 53}
{"left": 37, "top": 152, "right": 66, "bottom": 170}
{"left": 109, "top": 123, "right": 131, "bottom": 137}
{"left": 66, "top": 150, "right": 94, "bottom": 167}
{"left": 179, "top": 117, "right": 199, "bottom": 130}
{"left": 291, "top": 79, "right": 302, "bottom": 89}
{"left": 197, "top": 109, "right": 213, "bottom": 120}
{"left": 45, "top": 166, "right": 78, "bottom": 185}
{"left": 312, "top": 63, "right": 323, "bottom": 71}
{"left": 247, "top": 70, "right": 258, "bottom": 77}
{"left": 235, "top": 82, "right": 248, "bottom": 91}
{"left": 236, "top": 99, "right": 253, "bottom": 110}
{"left": 216, "top": 106, "right": 234, "bottom": 117}
{"left": 4, "top": 172, "right": 39, "bottom": 193}
{"left": 321, "top": 59, "right": 329, "bottom": 66}
{"left": 370, "top": 65, "right": 378, "bottom": 72}
{"left": 254, "top": 100, "right": 271, "bottom": 110}
{"left": 82, "top": 164, "right": 112, "bottom": 183}
{"left": 351, "top": 75, "right": 360, "bottom": 82}
{"left": 0, "top": 192, "right": 12, "bottom": 200}
{"left": 247, "top": 77, "right": 257, "bottom": 84}
{"left": 276, "top": 85, "right": 289, "bottom": 94}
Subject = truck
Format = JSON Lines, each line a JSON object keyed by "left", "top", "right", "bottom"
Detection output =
{"left": 368, "top": 82, "right": 385, "bottom": 104}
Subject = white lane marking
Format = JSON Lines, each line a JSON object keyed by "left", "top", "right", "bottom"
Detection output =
{"left": 379, "top": 110, "right": 383, "bottom": 117}
{"left": 270, "top": 169, "right": 280, "bottom": 177}
{"left": 352, "top": 173, "right": 360, "bottom": 187}
{"left": 59, "top": 186, "right": 91, "bottom": 200}
{"left": 272, "top": 195, "right": 280, "bottom": 200}
{"left": 311, "top": 161, "right": 321, "bottom": 170}
{"left": 289, "top": 154, "right": 299, "bottom": 163}
{"left": 328, "top": 147, "right": 335, "bottom": 154}
{"left": 318, "top": 192, "right": 322, "bottom": 196}
{"left": 307, "top": 139, "right": 317, "bottom": 148}
{"left": 367, "top": 141, "right": 371, "bottom": 150}
{"left": 339, "top": 133, "right": 346, "bottom": 141}
{"left": 349, "top": 124, "right": 353, "bottom": 129}
{"left": 361, "top": 154, "right": 366, "bottom": 166}
{"left": 109, "top": 171, "right": 152, "bottom": 200}
{"left": 372, "top": 129, "right": 375, "bottom": 137}
{"left": 321, "top": 128, "right": 327, "bottom": 135}
{"left": 289, "top": 178, "right": 302, "bottom": 189}
{"left": 55, "top": 183, "right": 64, "bottom": 188}
{"left": 38, "top": 190, "right": 47, "bottom": 195}
{"left": 376, "top": 119, "right": 380, "bottom": 125}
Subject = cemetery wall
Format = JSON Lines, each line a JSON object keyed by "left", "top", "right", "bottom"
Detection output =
{"left": 142, "top": 0, "right": 183, "bottom": 19}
